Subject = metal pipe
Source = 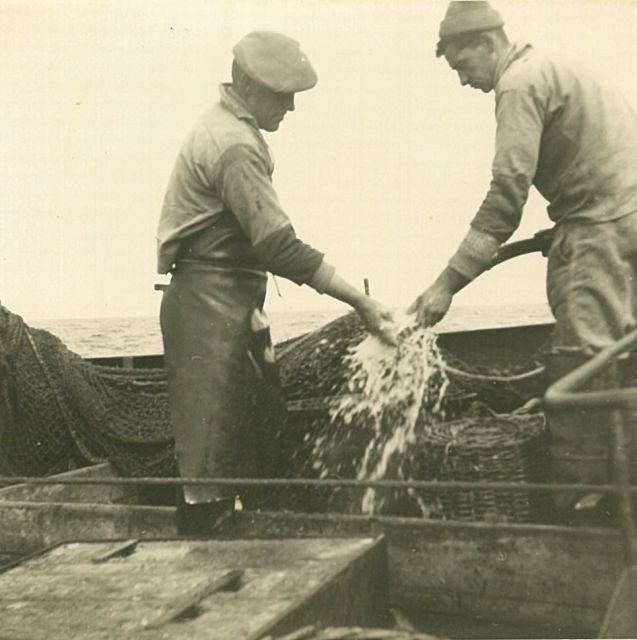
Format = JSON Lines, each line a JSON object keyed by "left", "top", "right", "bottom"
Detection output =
{"left": 544, "top": 327, "right": 637, "bottom": 411}
{"left": 611, "top": 410, "right": 637, "bottom": 566}
{"left": 1, "top": 475, "right": 636, "bottom": 494}
{"left": 486, "top": 228, "right": 554, "bottom": 270}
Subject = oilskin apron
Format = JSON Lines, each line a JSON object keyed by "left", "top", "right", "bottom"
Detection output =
{"left": 160, "top": 261, "right": 285, "bottom": 504}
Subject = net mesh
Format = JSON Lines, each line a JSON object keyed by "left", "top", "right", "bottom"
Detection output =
{"left": 0, "top": 305, "right": 548, "bottom": 522}
{"left": 0, "top": 305, "right": 175, "bottom": 477}
{"left": 277, "top": 311, "right": 547, "bottom": 409}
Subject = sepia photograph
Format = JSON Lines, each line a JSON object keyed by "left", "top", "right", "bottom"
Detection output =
{"left": 2, "top": 1, "right": 637, "bottom": 638}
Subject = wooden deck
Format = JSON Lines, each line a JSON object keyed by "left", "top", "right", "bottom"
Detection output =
{"left": 0, "top": 537, "right": 387, "bottom": 639}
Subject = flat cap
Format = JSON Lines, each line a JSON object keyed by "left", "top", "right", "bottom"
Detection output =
{"left": 232, "top": 31, "right": 318, "bottom": 93}
{"left": 438, "top": 1, "right": 504, "bottom": 41}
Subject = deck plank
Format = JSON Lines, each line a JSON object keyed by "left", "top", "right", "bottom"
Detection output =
{"left": 0, "top": 537, "right": 387, "bottom": 640}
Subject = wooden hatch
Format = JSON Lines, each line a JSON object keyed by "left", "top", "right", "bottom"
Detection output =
{"left": 0, "top": 536, "right": 388, "bottom": 640}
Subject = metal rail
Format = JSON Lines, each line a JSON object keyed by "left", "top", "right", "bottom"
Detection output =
{"left": 544, "top": 328, "right": 637, "bottom": 411}
{"left": 544, "top": 326, "right": 637, "bottom": 566}
{"left": 2, "top": 474, "right": 637, "bottom": 494}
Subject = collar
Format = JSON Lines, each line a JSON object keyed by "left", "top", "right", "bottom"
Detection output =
{"left": 493, "top": 41, "right": 533, "bottom": 88}
{"left": 219, "top": 83, "right": 259, "bottom": 129}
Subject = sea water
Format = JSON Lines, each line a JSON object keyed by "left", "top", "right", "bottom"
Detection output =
{"left": 30, "top": 303, "right": 553, "bottom": 358}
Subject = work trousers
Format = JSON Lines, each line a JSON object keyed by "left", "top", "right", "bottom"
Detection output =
{"left": 545, "top": 212, "right": 637, "bottom": 512}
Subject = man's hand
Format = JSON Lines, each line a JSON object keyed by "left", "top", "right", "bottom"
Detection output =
{"left": 314, "top": 269, "right": 399, "bottom": 345}
{"left": 407, "top": 282, "right": 453, "bottom": 327}
{"left": 356, "top": 297, "right": 399, "bottom": 346}
{"left": 407, "top": 266, "right": 471, "bottom": 327}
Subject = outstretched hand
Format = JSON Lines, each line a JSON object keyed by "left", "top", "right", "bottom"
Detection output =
{"left": 357, "top": 297, "right": 399, "bottom": 346}
{"left": 407, "top": 282, "right": 453, "bottom": 327}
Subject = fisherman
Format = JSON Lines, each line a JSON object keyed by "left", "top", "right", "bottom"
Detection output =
{"left": 409, "top": 2, "right": 637, "bottom": 523}
{"left": 157, "top": 31, "right": 397, "bottom": 535}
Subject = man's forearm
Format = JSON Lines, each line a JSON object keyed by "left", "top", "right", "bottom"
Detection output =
{"left": 316, "top": 270, "right": 369, "bottom": 311}
{"left": 433, "top": 265, "right": 471, "bottom": 295}
{"left": 307, "top": 262, "right": 369, "bottom": 311}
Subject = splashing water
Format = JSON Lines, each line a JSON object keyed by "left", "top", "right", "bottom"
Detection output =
{"left": 326, "top": 314, "right": 449, "bottom": 514}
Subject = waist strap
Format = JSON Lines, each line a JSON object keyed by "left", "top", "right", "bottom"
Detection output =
{"left": 173, "top": 256, "right": 264, "bottom": 273}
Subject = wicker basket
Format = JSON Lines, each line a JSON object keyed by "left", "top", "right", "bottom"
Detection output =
{"left": 416, "top": 413, "right": 547, "bottom": 522}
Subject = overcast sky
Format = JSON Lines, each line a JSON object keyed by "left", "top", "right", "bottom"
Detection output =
{"left": 3, "top": 0, "right": 637, "bottom": 321}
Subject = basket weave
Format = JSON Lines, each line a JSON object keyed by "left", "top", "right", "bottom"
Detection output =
{"left": 417, "top": 414, "right": 547, "bottom": 522}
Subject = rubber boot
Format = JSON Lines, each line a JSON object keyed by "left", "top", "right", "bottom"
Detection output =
{"left": 544, "top": 351, "right": 616, "bottom": 526}
{"left": 175, "top": 487, "right": 235, "bottom": 536}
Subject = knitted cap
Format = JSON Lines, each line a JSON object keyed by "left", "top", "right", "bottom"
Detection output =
{"left": 232, "top": 31, "right": 318, "bottom": 93}
{"left": 438, "top": 1, "right": 504, "bottom": 41}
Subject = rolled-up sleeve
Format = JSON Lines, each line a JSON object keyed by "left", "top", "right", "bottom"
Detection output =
{"left": 214, "top": 143, "right": 326, "bottom": 285}
{"left": 471, "top": 89, "right": 545, "bottom": 243}
{"left": 448, "top": 227, "right": 501, "bottom": 280}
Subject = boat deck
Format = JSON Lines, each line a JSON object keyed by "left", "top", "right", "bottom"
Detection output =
{"left": 0, "top": 536, "right": 386, "bottom": 640}
{"left": 0, "top": 463, "right": 627, "bottom": 638}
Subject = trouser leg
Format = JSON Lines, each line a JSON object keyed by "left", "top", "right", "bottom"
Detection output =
{"left": 545, "top": 216, "right": 637, "bottom": 522}
{"left": 544, "top": 352, "right": 616, "bottom": 522}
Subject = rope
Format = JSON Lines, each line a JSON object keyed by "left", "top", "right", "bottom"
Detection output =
{"left": 443, "top": 364, "right": 544, "bottom": 382}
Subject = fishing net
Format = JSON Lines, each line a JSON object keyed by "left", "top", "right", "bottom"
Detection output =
{"left": 0, "top": 305, "right": 175, "bottom": 478}
{"left": 278, "top": 312, "right": 547, "bottom": 410}
{"left": 0, "top": 304, "right": 549, "bottom": 522}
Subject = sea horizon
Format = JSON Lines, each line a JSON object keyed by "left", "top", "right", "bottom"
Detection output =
{"left": 28, "top": 302, "right": 554, "bottom": 359}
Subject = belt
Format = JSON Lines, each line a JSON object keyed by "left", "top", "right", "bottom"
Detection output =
{"left": 172, "top": 257, "right": 264, "bottom": 273}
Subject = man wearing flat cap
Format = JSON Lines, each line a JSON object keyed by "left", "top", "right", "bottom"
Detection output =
{"left": 409, "top": 2, "right": 637, "bottom": 523}
{"left": 157, "top": 31, "right": 397, "bottom": 534}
